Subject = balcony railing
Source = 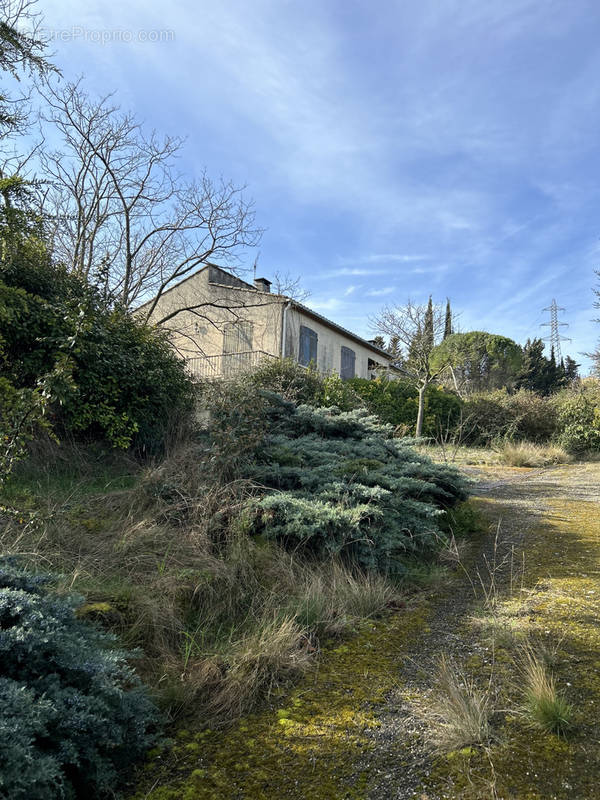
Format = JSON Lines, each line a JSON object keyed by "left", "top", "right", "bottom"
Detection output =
{"left": 186, "top": 350, "right": 278, "bottom": 380}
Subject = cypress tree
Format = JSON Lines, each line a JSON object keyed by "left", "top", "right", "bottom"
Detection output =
{"left": 443, "top": 298, "right": 452, "bottom": 340}
{"left": 423, "top": 295, "right": 434, "bottom": 351}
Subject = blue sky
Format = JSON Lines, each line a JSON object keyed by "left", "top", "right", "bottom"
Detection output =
{"left": 38, "top": 0, "right": 600, "bottom": 370}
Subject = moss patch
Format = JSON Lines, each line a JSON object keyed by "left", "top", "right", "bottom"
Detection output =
{"left": 129, "top": 602, "right": 430, "bottom": 800}
{"left": 421, "top": 467, "right": 600, "bottom": 799}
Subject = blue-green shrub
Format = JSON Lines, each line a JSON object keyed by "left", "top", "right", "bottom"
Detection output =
{"left": 248, "top": 399, "right": 468, "bottom": 574}
{"left": 0, "top": 559, "right": 160, "bottom": 800}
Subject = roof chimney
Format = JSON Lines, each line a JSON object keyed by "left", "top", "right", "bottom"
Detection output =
{"left": 254, "top": 277, "right": 271, "bottom": 293}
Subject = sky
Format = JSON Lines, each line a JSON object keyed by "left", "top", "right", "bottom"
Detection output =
{"left": 33, "top": 0, "right": 600, "bottom": 370}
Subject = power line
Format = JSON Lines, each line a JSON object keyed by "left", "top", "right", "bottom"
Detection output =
{"left": 541, "top": 299, "right": 571, "bottom": 362}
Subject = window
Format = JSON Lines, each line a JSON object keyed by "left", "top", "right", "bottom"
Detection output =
{"left": 222, "top": 321, "right": 254, "bottom": 376}
{"left": 368, "top": 358, "right": 382, "bottom": 379}
{"left": 341, "top": 346, "right": 356, "bottom": 379}
{"left": 299, "top": 325, "right": 318, "bottom": 366}
{"left": 222, "top": 321, "right": 253, "bottom": 354}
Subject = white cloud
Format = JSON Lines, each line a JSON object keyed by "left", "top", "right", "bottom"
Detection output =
{"left": 367, "top": 286, "right": 396, "bottom": 297}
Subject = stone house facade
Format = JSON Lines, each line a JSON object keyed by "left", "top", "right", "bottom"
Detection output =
{"left": 138, "top": 264, "right": 394, "bottom": 380}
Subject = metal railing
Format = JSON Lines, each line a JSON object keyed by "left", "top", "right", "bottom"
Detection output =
{"left": 186, "top": 350, "right": 278, "bottom": 380}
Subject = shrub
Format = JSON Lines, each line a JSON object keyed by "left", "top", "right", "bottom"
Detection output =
{"left": 553, "top": 382, "right": 600, "bottom": 453}
{"left": 248, "top": 358, "right": 362, "bottom": 411}
{"left": 0, "top": 558, "right": 159, "bottom": 800}
{"left": 248, "top": 398, "right": 468, "bottom": 573}
{"left": 248, "top": 357, "right": 324, "bottom": 404}
{"left": 0, "top": 260, "right": 194, "bottom": 453}
{"left": 461, "top": 389, "right": 556, "bottom": 445}
{"left": 348, "top": 377, "right": 462, "bottom": 437}
{"left": 62, "top": 309, "right": 194, "bottom": 454}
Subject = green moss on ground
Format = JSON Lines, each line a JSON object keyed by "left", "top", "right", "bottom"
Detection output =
{"left": 129, "top": 603, "right": 430, "bottom": 800}
{"left": 422, "top": 474, "right": 600, "bottom": 800}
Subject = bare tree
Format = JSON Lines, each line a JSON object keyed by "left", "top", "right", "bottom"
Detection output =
{"left": 271, "top": 269, "right": 310, "bottom": 302}
{"left": 39, "top": 80, "right": 262, "bottom": 312}
{"left": 373, "top": 299, "right": 449, "bottom": 437}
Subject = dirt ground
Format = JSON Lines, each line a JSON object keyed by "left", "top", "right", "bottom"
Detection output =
{"left": 133, "top": 462, "right": 600, "bottom": 800}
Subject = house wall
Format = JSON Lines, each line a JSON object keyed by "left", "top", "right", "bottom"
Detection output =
{"left": 139, "top": 267, "right": 392, "bottom": 379}
{"left": 141, "top": 269, "right": 285, "bottom": 359}
{"left": 283, "top": 306, "right": 388, "bottom": 379}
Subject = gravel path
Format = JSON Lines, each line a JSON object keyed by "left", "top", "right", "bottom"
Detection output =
{"left": 364, "top": 462, "right": 600, "bottom": 800}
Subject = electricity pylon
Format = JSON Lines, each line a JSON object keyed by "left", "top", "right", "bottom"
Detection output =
{"left": 541, "top": 299, "right": 570, "bottom": 362}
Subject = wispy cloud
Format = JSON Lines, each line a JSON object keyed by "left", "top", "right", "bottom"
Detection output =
{"left": 308, "top": 296, "right": 344, "bottom": 313}
{"left": 39, "top": 0, "right": 600, "bottom": 369}
{"left": 321, "top": 267, "right": 392, "bottom": 278}
{"left": 337, "top": 253, "right": 431, "bottom": 265}
{"left": 367, "top": 286, "right": 396, "bottom": 297}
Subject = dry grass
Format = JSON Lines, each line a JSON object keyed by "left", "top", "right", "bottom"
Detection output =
{"left": 204, "top": 615, "right": 312, "bottom": 719}
{"left": 0, "top": 441, "right": 403, "bottom": 724}
{"left": 498, "top": 442, "right": 573, "bottom": 468}
{"left": 519, "top": 645, "right": 573, "bottom": 736}
{"left": 417, "top": 443, "right": 500, "bottom": 466}
{"left": 431, "top": 653, "right": 491, "bottom": 750}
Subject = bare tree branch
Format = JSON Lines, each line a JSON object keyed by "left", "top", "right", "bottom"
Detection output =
{"left": 371, "top": 299, "right": 448, "bottom": 436}
{"left": 39, "top": 79, "right": 263, "bottom": 312}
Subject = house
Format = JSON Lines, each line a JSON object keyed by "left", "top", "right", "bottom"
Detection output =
{"left": 138, "top": 264, "right": 395, "bottom": 380}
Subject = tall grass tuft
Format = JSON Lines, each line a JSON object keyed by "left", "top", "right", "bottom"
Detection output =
{"left": 431, "top": 653, "right": 490, "bottom": 750}
{"left": 499, "top": 441, "right": 573, "bottom": 468}
{"left": 520, "top": 647, "right": 573, "bottom": 736}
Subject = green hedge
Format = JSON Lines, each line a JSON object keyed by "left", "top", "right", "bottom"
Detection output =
{"left": 1, "top": 260, "right": 194, "bottom": 453}
{"left": 347, "top": 377, "right": 462, "bottom": 437}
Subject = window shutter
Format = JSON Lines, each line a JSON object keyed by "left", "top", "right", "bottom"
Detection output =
{"left": 340, "top": 346, "right": 356, "bottom": 379}
{"left": 223, "top": 321, "right": 253, "bottom": 353}
{"left": 299, "top": 325, "right": 318, "bottom": 366}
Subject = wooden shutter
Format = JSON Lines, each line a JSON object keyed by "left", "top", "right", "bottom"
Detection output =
{"left": 340, "top": 346, "right": 356, "bottom": 379}
{"left": 223, "top": 321, "right": 253, "bottom": 354}
{"left": 299, "top": 325, "right": 318, "bottom": 366}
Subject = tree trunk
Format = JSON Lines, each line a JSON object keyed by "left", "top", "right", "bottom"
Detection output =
{"left": 416, "top": 383, "right": 426, "bottom": 438}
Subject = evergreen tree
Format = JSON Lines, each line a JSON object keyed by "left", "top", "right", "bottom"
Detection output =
{"left": 564, "top": 355, "right": 580, "bottom": 384}
{"left": 516, "top": 339, "right": 566, "bottom": 394}
{"left": 424, "top": 295, "right": 434, "bottom": 351}
{"left": 431, "top": 331, "right": 522, "bottom": 394}
{"left": 388, "top": 335, "right": 402, "bottom": 362}
{"left": 516, "top": 338, "right": 549, "bottom": 393}
{"left": 443, "top": 298, "right": 452, "bottom": 340}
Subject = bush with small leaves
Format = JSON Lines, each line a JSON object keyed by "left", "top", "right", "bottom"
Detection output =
{"left": 248, "top": 399, "right": 468, "bottom": 574}
{"left": 348, "top": 377, "right": 462, "bottom": 437}
{"left": 0, "top": 558, "right": 160, "bottom": 800}
{"left": 552, "top": 381, "right": 600, "bottom": 453}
